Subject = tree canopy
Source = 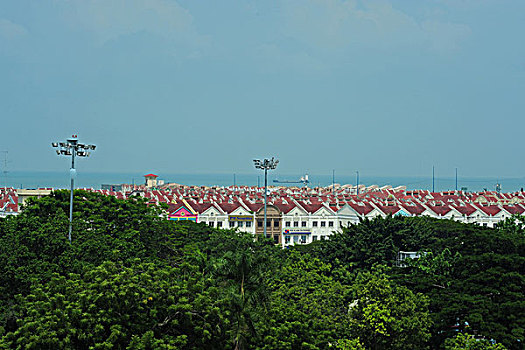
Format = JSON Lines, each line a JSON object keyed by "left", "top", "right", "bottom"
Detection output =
{"left": 1, "top": 190, "right": 522, "bottom": 349}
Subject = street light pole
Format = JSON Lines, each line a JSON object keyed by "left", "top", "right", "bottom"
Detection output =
{"left": 264, "top": 167, "right": 268, "bottom": 236}
{"left": 52, "top": 135, "right": 96, "bottom": 243}
{"left": 253, "top": 157, "right": 279, "bottom": 239}
{"left": 69, "top": 141, "right": 76, "bottom": 243}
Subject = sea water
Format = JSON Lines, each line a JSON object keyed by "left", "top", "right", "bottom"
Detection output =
{"left": 3, "top": 171, "right": 525, "bottom": 193}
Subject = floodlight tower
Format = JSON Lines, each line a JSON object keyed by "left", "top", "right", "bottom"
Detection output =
{"left": 253, "top": 157, "right": 279, "bottom": 238}
{"left": 52, "top": 135, "right": 96, "bottom": 243}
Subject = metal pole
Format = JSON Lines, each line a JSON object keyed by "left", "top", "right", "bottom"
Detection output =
{"left": 332, "top": 169, "right": 335, "bottom": 193}
{"left": 455, "top": 168, "right": 458, "bottom": 192}
{"left": 356, "top": 171, "right": 359, "bottom": 196}
{"left": 432, "top": 166, "right": 435, "bottom": 193}
{"left": 264, "top": 168, "right": 268, "bottom": 238}
{"left": 69, "top": 148, "right": 75, "bottom": 243}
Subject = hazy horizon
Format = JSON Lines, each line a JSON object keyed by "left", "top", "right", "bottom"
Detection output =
{"left": 3, "top": 169, "right": 524, "bottom": 193}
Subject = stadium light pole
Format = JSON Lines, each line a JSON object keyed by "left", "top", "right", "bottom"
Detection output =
{"left": 52, "top": 135, "right": 96, "bottom": 243}
{"left": 253, "top": 157, "right": 279, "bottom": 239}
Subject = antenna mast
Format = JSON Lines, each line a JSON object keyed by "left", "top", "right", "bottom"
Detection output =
{"left": 1, "top": 151, "right": 8, "bottom": 190}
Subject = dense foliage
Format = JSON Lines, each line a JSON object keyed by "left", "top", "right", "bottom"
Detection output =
{"left": 0, "top": 190, "right": 523, "bottom": 349}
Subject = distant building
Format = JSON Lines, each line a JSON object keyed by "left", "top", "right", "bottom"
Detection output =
{"left": 101, "top": 184, "right": 123, "bottom": 191}
{"left": 255, "top": 205, "right": 282, "bottom": 244}
{"left": 6, "top": 178, "right": 525, "bottom": 245}
{"left": 168, "top": 199, "right": 198, "bottom": 222}
{"left": 16, "top": 188, "right": 52, "bottom": 207}
{"left": 144, "top": 174, "right": 158, "bottom": 188}
{"left": 0, "top": 188, "right": 19, "bottom": 217}
{"left": 396, "top": 251, "right": 424, "bottom": 267}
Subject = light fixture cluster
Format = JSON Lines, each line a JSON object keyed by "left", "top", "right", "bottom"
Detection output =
{"left": 253, "top": 157, "right": 279, "bottom": 170}
{"left": 51, "top": 137, "right": 96, "bottom": 158}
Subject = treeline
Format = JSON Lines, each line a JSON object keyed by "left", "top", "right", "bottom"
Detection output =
{"left": 0, "top": 190, "right": 523, "bottom": 349}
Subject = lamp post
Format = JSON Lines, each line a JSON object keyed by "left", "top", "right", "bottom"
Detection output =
{"left": 52, "top": 135, "right": 96, "bottom": 243}
{"left": 356, "top": 170, "right": 359, "bottom": 196}
{"left": 253, "top": 157, "right": 279, "bottom": 239}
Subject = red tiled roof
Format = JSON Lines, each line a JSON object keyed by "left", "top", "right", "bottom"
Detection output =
{"left": 273, "top": 200, "right": 297, "bottom": 214}
{"left": 400, "top": 202, "right": 426, "bottom": 216}
{"left": 472, "top": 203, "right": 502, "bottom": 216}
{"left": 347, "top": 201, "right": 375, "bottom": 216}
{"left": 374, "top": 203, "right": 401, "bottom": 216}
{"left": 243, "top": 201, "right": 263, "bottom": 213}
{"left": 185, "top": 200, "right": 214, "bottom": 214}
{"left": 295, "top": 200, "right": 324, "bottom": 214}
{"left": 425, "top": 204, "right": 452, "bottom": 216}
{"left": 168, "top": 201, "right": 187, "bottom": 214}
{"left": 502, "top": 204, "right": 525, "bottom": 215}
{"left": 450, "top": 203, "right": 476, "bottom": 216}
{"left": 217, "top": 202, "right": 241, "bottom": 214}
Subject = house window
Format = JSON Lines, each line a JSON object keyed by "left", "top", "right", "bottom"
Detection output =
{"left": 285, "top": 236, "right": 291, "bottom": 244}
{"left": 210, "top": 222, "right": 215, "bottom": 227}
{"left": 274, "top": 220, "right": 279, "bottom": 227}
{"left": 274, "top": 236, "right": 279, "bottom": 244}
{"left": 217, "top": 222, "right": 223, "bottom": 228}
{"left": 229, "top": 221, "right": 235, "bottom": 228}
{"left": 293, "top": 221, "right": 299, "bottom": 227}
{"left": 246, "top": 221, "right": 252, "bottom": 228}
{"left": 257, "top": 220, "right": 263, "bottom": 227}
{"left": 267, "top": 220, "right": 271, "bottom": 228}
{"left": 313, "top": 221, "right": 318, "bottom": 227}
{"left": 328, "top": 221, "right": 334, "bottom": 227}
{"left": 238, "top": 222, "right": 244, "bottom": 228}
{"left": 313, "top": 236, "right": 318, "bottom": 241}
{"left": 285, "top": 221, "right": 291, "bottom": 227}
{"left": 301, "top": 221, "right": 306, "bottom": 227}
{"left": 321, "top": 221, "right": 326, "bottom": 227}
{"left": 301, "top": 235, "right": 307, "bottom": 243}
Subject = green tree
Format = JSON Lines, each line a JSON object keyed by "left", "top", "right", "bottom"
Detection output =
{"left": 257, "top": 252, "right": 354, "bottom": 349}
{"left": 1, "top": 260, "right": 229, "bottom": 349}
{"left": 444, "top": 333, "right": 507, "bottom": 350}
{"left": 348, "top": 268, "right": 431, "bottom": 350}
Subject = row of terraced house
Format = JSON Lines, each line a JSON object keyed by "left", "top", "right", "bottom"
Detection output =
{"left": 2, "top": 184, "right": 525, "bottom": 248}
{"left": 163, "top": 186, "right": 524, "bottom": 247}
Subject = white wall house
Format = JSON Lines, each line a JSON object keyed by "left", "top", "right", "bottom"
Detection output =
{"left": 227, "top": 204, "right": 255, "bottom": 234}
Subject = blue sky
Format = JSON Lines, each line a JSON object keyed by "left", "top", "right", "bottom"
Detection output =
{"left": 0, "top": 0, "right": 524, "bottom": 178}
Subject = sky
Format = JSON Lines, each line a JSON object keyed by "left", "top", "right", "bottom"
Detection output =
{"left": 0, "top": 0, "right": 524, "bottom": 179}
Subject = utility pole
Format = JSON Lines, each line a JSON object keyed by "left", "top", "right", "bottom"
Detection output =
{"left": 52, "top": 135, "right": 96, "bottom": 243}
{"left": 332, "top": 169, "right": 335, "bottom": 193}
{"left": 432, "top": 166, "right": 435, "bottom": 193}
{"left": 455, "top": 168, "right": 458, "bottom": 192}
{"left": 356, "top": 170, "right": 360, "bottom": 196}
